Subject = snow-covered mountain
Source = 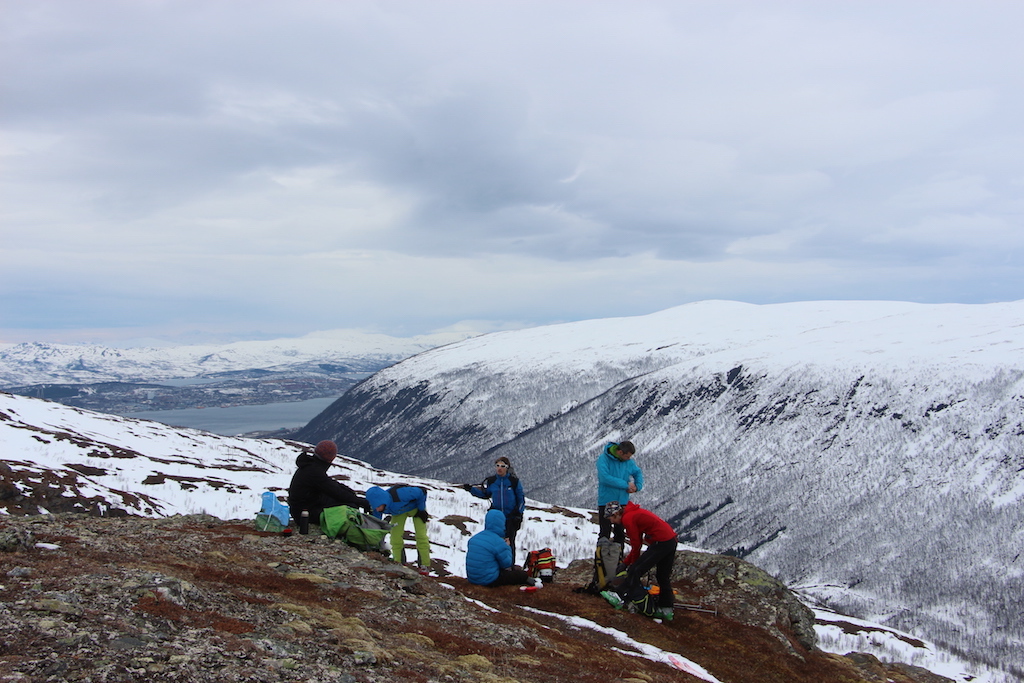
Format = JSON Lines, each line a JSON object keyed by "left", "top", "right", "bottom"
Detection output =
{"left": 0, "top": 328, "right": 473, "bottom": 386}
{"left": 296, "top": 300, "right": 1024, "bottom": 680}
{"left": 0, "top": 391, "right": 1000, "bottom": 683}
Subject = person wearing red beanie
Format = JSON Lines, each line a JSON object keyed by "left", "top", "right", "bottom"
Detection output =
{"left": 288, "top": 440, "right": 368, "bottom": 530}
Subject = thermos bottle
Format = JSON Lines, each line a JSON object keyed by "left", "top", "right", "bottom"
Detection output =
{"left": 299, "top": 510, "right": 309, "bottom": 535}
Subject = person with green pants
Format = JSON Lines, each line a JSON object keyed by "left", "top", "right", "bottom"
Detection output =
{"left": 365, "top": 485, "right": 432, "bottom": 575}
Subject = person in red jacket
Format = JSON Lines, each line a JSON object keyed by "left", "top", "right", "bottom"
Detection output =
{"left": 599, "top": 501, "right": 678, "bottom": 620}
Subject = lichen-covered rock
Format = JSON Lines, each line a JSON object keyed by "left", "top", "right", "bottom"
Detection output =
{"left": 669, "top": 549, "right": 818, "bottom": 652}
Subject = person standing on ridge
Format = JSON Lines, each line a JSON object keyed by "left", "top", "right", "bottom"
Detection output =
{"left": 288, "top": 440, "right": 369, "bottom": 530}
{"left": 600, "top": 501, "right": 678, "bottom": 621}
{"left": 596, "top": 440, "right": 643, "bottom": 543}
{"left": 463, "top": 456, "right": 526, "bottom": 562}
{"left": 365, "top": 484, "right": 432, "bottom": 575}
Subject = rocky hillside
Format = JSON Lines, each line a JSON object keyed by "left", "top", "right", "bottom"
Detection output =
{"left": 1, "top": 512, "right": 953, "bottom": 683}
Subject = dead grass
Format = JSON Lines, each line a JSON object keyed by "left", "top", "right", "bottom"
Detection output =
{"left": 133, "top": 594, "right": 256, "bottom": 634}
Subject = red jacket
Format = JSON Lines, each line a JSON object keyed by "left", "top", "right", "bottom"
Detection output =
{"left": 620, "top": 501, "right": 677, "bottom": 565}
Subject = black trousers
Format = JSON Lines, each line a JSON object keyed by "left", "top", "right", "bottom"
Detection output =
{"left": 504, "top": 512, "right": 523, "bottom": 563}
{"left": 618, "top": 538, "right": 677, "bottom": 608}
{"left": 488, "top": 566, "right": 530, "bottom": 587}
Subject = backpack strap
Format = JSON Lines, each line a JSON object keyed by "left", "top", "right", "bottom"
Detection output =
{"left": 388, "top": 485, "right": 427, "bottom": 503}
{"left": 483, "top": 474, "right": 519, "bottom": 489}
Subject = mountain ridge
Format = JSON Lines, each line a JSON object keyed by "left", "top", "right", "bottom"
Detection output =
{"left": 0, "top": 328, "right": 475, "bottom": 386}
{"left": 294, "top": 300, "right": 1024, "bottom": 681}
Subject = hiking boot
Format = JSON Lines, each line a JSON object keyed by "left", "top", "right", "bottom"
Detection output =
{"left": 654, "top": 607, "right": 674, "bottom": 621}
{"left": 600, "top": 591, "right": 623, "bottom": 609}
{"left": 628, "top": 596, "right": 655, "bottom": 616}
{"left": 417, "top": 566, "right": 431, "bottom": 576}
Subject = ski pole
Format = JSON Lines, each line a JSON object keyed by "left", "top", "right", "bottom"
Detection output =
{"left": 674, "top": 602, "right": 718, "bottom": 615}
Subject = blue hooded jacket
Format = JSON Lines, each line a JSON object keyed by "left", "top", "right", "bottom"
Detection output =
{"left": 365, "top": 485, "right": 427, "bottom": 519}
{"left": 470, "top": 472, "right": 525, "bottom": 516}
{"left": 465, "top": 509, "right": 513, "bottom": 586}
{"left": 596, "top": 442, "right": 643, "bottom": 507}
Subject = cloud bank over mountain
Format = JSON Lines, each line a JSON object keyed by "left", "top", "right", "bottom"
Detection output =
{"left": 4, "top": 2, "right": 1023, "bottom": 343}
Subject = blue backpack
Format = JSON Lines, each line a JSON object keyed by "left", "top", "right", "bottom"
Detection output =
{"left": 255, "top": 492, "right": 290, "bottom": 533}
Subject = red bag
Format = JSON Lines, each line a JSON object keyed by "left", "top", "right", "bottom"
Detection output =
{"left": 525, "top": 548, "right": 556, "bottom": 583}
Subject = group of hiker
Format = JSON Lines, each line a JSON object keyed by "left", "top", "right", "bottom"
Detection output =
{"left": 286, "top": 437, "right": 678, "bottom": 619}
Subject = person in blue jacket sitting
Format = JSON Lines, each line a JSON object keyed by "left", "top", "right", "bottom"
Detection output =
{"left": 365, "top": 485, "right": 432, "bottom": 575}
{"left": 596, "top": 440, "right": 643, "bottom": 544}
{"left": 466, "top": 509, "right": 533, "bottom": 587}
{"left": 463, "top": 456, "right": 526, "bottom": 562}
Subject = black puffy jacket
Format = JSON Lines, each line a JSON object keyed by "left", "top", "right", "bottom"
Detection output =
{"left": 287, "top": 452, "right": 369, "bottom": 527}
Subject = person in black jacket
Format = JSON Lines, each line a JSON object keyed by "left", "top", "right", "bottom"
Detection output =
{"left": 288, "top": 440, "right": 368, "bottom": 529}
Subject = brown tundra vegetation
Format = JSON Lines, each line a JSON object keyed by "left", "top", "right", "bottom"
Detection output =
{"left": 0, "top": 512, "right": 953, "bottom": 683}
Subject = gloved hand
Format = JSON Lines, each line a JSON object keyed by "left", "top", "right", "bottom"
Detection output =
{"left": 461, "top": 484, "right": 474, "bottom": 492}
{"left": 415, "top": 508, "right": 429, "bottom": 523}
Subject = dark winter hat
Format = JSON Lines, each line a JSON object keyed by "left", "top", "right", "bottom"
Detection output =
{"left": 603, "top": 501, "right": 623, "bottom": 518}
{"left": 314, "top": 440, "right": 338, "bottom": 464}
{"left": 618, "top": 441, "right": 636, "bottom": 455}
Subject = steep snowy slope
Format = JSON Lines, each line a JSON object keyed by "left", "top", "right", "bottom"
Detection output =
{"left": 297, "top": 300, "right": 1024, "bottom": 678}
{"left": 0, "top": 392, "right": 594, "bottom": 577}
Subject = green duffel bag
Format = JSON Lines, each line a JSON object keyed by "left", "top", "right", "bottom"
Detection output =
{"left": 320, "top": 505, "right": 391, "bottom": 551}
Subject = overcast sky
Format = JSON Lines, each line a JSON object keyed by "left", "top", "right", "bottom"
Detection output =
{"left": 2, "top": 1, "right": 1022, "bottom": 345}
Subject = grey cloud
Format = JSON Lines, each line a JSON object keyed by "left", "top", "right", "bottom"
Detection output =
{"left": 3, "top": 1, "right": 1024, "bottom": 341}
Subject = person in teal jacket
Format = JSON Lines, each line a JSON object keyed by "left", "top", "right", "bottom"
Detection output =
{"left": 595, "top": 440, "right": 642, "bottom": 543}
{"left": 365, "top": 485, "right": 432, "bottom": 575}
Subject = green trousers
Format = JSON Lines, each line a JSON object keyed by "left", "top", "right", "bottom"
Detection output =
{"left": 389, "top": 510, "right": 431, "bottom": 567}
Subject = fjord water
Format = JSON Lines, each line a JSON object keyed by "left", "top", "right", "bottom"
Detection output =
{"left": 125, "top": 396, "right": 337, "bottom": 436}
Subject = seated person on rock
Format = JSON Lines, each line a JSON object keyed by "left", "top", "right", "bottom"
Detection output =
{"left": 288, "top": 440, "right": 369, "bottom": 530}
{"left": 466, "top": 509, "right": 535, "bottom": 588}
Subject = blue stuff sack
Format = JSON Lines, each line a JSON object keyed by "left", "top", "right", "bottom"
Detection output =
{"left": 256, "top": 491, "right": 291, "bottom": 532}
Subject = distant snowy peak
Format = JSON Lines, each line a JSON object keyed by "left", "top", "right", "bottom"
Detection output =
{"left": 0, "top": 328, "right": 475, "bottom": 386}
{"left": 382, "top": 300, "right": 1024, "bottom": 378}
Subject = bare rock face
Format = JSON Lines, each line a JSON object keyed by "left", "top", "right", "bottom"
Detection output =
{"left": 562, "top": 549, "right": 954, "bottom": 683}
{"left": 669, "top": 550, "right": 818, "bottom": 653}
{"left": 562, "top": 548, "right": 816, "bottom": 653}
